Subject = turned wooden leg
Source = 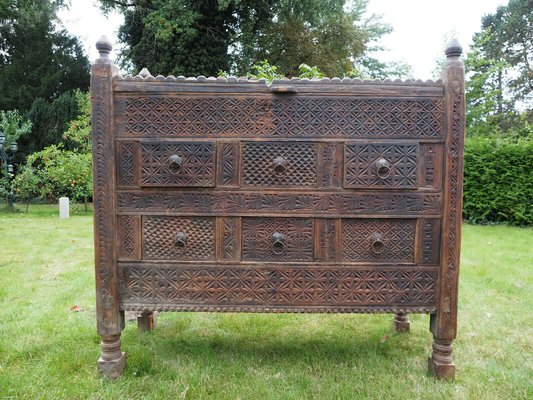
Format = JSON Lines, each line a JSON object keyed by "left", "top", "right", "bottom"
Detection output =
{"left": 428, "top": 337, "right": 455, "bottom": 380}
{"left": 137, "top": 310, "right": 157, "bottom": 331}
{"left": 98, "top": 334, "right": 126, "bottom": 379}
{"left": 393, "top": 312, "right": 410, "bottom": 333}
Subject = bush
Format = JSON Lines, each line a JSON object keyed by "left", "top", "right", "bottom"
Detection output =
{"left": 463, "top": 135, "right": 532, "bottom": 226}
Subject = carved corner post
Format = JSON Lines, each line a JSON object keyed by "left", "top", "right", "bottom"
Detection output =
{"left": 91, "top": 36, "right": 125, "bottom": 379}
{"left": 429, "top": 39, "right": 466, "bottom": 380}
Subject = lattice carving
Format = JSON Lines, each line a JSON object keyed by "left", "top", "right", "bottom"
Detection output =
{"left": 242, "top": 218, "right": 313, "bottom": 261}
{"left": 242, "top": 142, "right": 317, "bottom": 187}
{"left": 342, "top": 219, "right": 416, "bottom": 262}
{"left": 140, "top": 142, "right": 215, "bottom": 187}
{"left": 143, "top": 216, "right": 215, "bottom": 260}
{"left": 118, "top": 215, "right": 138, "bottom": 259}
{"left": 120, "top": 265, "right": 437, "bottom": 306}
{"left": 117, "top": 142, "right": 135, "bottom": 186}
{"left": 344, "top": 143, "right": 418, "bottom": 189}
{"left": 119, "top": 97, "right": 443, "bottom": 138}
{"left": 118, "top": 191, "right": 442, "bottom": 215}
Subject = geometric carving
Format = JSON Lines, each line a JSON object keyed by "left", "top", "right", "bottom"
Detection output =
{"left": 118, "top": 215, "right": 139, "bottom": 260}
{"left": 220, "top": 217, "right": 240, "bottom": 261}
{"left": 217, "top": 142, "right": 239, "bottom": 186}
{"left": 117, "top": 191, "right": 443, "bottom": 215}
{"left": 421, "top": 218, "right": 440, "bottom": 264}
{"left": 142, "top": 216, "right": 215, "bottom": 260}
{"left": 242, "top": 218, "right": 314, "bottom": 261}
{"left": 242, "top": 142, "right": 317, "bottom": 187}
{"left": 119, "top": 97, "right": 443, "bottom": 139}
{"left": 315, "top": 218, "right": 338, "bottom": 262}
{"left": 140, "top": 142, "right": 215, "bottom": 187}
{"left": 344, "top": 143, "right": 418, "bottom": 189}
{"left": 120, "top": 264, "right": 437, "bottom": 307}
{"left": 342, "top": 219, "right": 416, "bottom": 262}
{"left": 116, "top": 141, "right": 136, "bottom": 187}
{"left": 318, "top": 143, "right": 342, "bottom": 188}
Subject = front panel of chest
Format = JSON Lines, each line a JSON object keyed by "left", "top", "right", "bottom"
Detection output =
{"left": 113, "top": 90, "right": 445, "bottom": 311}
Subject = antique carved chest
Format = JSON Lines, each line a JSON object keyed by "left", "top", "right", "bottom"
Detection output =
{"left": 91, "top": 37, "right": 466, "bottom": 380}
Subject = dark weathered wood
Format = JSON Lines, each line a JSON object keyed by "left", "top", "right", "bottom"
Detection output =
{"left": 91, "top": 36, "right": 125, "bottom": 379}
{"left": 137, "top": 311, "right": 157, "bottom": 331}
{"left": 429, "top": 38, "right": 466, "bottom": 380}
{"left": 92, "top": 37, "right": 465, "bottom": 379}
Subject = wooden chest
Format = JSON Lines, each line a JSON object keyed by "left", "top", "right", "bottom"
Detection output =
{"left": 91, "top": 37, "right": 465, "bottom": 380}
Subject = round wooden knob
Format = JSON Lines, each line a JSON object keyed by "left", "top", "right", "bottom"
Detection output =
{"left": 370, "top": 233, "right": 385, "bottom": 254}
{"left": 375, "top": 158, "right": 391, "bottom": 179}
{"left": 271, "top": 231, "right": 286, "bottom": 254}
{"left": 168, "top": 154, "right": 182, "bottom": 174}
{"left": 273, "top": 156, "right": 287, "bottom": 176}
{"left": 174, "top": 231, "right": 187, "bottom": 252}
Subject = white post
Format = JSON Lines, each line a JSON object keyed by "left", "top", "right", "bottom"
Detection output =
{"left": 59, "top": 197, "right": 70, "bottom": 219}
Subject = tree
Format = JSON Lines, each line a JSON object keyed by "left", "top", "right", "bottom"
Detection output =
{"left": 0, "top": 0, "right": 90, "bottom": 112}
{"left": 100, "top": 0, "right": 399, "bottom": 78}
{"left": 464, "top": 0, "right": 532, "bottom": 136}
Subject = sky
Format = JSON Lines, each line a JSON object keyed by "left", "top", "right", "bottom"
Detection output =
{"left": 59, "top": 0, "right": 508, "bottom": 79}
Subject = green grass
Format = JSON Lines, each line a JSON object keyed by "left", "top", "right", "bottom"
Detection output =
{"left": 0, "top": 204, "right": 532, "bottom": 399}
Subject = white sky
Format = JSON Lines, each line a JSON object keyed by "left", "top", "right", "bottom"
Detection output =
{"left": 59, "top": 0, "right": 508, "bottom": 79}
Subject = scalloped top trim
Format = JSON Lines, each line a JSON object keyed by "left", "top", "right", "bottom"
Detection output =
{"left": 116, "top": 72, "right": 442, "bottom": 86}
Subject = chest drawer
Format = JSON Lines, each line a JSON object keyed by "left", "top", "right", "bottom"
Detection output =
{"left": 140, "top": 141, "right": 215, "bottom": 187}
{"left": 241, "top": 142, "right": 317, "bottom": 188}
{"left": 142, "top": 216, "right": 216, "bottom": 260}
{"left": 242, "top": 217, "right": 314, "bottom": 261}
{"left": 344, "top": 143, "right": 420, "bottom": 189}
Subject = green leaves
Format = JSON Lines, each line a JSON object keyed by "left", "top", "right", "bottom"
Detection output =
{"left": 463, "top": 135, "right": 533, "bottom": 226}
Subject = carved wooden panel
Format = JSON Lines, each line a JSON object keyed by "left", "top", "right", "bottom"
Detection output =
{"left": 142, "top": 216, "right": 215, "bottom": 260}
{"left": 118, "top": 215, "right": 140, "bottom": 260}
{"left": 341, "top": 219, "right": 416, "bottom": 262}
{"left": 216, "top": 142, "right": 240, "bottom": 187}
{"left": 419, "top": 218, "right": 441, "bottom": 265}
{"left": 117, "top": 96, "right": 443, "bottom": 139}
{"left": 139, "top": 142, "right": 215, "bottom": 187}
{"left": 242, "top": 218, "right": 314, "bottom": 261}
{"left": 241, "top": 142, "right": 317, "bottom": 187}
{"left": 315, "top": 218, "right": 339, "bottom": 262}
{"left": 117, "top": 191, "right": 442, "bottom": 215}
{"left": 120, "top": 264, "right": 437, "bottom": 307}
{"left": 344, "top": 143, "right": 418, "bottom": 189}
{"left": 116, "top": 141, "right": 136, "bottom": 187}
{"left": 217, "top": 217, "right": 241, "bottom": 261}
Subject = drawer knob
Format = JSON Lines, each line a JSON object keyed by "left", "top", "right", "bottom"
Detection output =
{"left": 273, "top": 156, "right": 287, "bottom": 176}
{"left": 174, "top": 231, "right": 187, "bottom": 252}
{"left": 271, "top": 231, "right": 286, "bottom": 254}
{"left": 375, "top": 158, "right": 391, "bottom": 179}
{"left": 168, "top": 154, "right": 183, "bottom": 174}
{"left": 370, "top": 233, "right": 385, "bottom": 254}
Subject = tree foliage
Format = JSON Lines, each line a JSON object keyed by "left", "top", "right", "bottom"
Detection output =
{"left": 12, "top": 93, "right": 92, "bottom": 204}
{"left": 100, "top": 0, "right": 404, "bottom": 78}
{"left": 465, "top": 0, "right": 532, "bottom": 135}
{"left": 0, "top": 0, "right": 90, "bottom": 112}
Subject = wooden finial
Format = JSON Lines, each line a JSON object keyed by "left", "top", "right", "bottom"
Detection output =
{"left": 96, "top": 35, "right": 113, "bottom": 59}
{"left": 445, "top": 38, "right": 462, "bottom": 59}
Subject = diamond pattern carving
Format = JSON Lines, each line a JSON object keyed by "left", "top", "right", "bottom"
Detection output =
{"left": 140, "top": 142, "right": 215, "bottom": 187}
{"left": 242, "top": 218, "right": 314, "bottom": 261}
{"left": 242, "top": 142, "right": 317, "bottom": 187}
{"left": 121, "top": 265, "right": 437, "bottom": 306}
{"left": 120, "top": 97, "right": 443, "bottom": 138}
{"left": 117, "top": 142, "right": 135, "bottom": 186}
{"left": 342, "top": 219, "right": 416, "bottom": 262}
{"left": 143, "top": 216, "right": 215, "bottom": 260}
{"left": 344, "top": 143, "right": 418, "bottom": 189}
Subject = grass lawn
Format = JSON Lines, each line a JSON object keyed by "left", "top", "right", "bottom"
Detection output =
{"left": 0, "top": 204, "right": 531, "bottom": 399}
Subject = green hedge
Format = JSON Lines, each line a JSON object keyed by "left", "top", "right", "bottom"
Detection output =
{"left": 463, "top": 136, "right": 532, "bottom": 226}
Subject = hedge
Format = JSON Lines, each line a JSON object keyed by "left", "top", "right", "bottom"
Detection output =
{"left": 463, "top": 136, "right": 532, "bottom": 226}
